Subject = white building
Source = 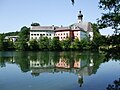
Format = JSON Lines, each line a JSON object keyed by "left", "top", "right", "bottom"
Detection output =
{"left": 30, "top": 25, "right": 55, "bottom": 40}
{"left": 5, "top": 36, "right": 19, "bottom": 42}
{"left": 70, "top": 10, "right": 93, "bottom": 40}
{"left": 30, "top": 11, "right": 93, "bottom": 41}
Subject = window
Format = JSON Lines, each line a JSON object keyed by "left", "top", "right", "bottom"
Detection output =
{"left": 31, "top": 37, "right": 33, "bottom": 39}
{"left": 34, "top": 34, "right": 36, "bottom": 36}
{"left": 49, "top": 34, "right": 51, "bottom": 36}
{"left": 31, "top": 34, "right": 33, "bottom": 36}
{"left": 37, "top": 34, "right": 39, "bottom": 36}
{"left": 43, "top": 34, "right": 45, "bottom": 36}
{"left": 46, "top": 34, "right": 48, "bottom": 36}
{"left": 40, "top": 34, "right": 42, "bottom": 36}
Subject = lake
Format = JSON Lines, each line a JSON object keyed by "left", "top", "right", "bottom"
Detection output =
{"left": 0, "top": 51, "right": 120, "bottom": 90}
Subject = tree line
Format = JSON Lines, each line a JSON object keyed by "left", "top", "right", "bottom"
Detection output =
{"left": 0, "top": 24, "right": 120, "bottom": 51}
{"left": 0, "top": 0, "right": 119, "bottom": 51}
{"left": 0, "top": 24, "right": 96, "bottom": 51}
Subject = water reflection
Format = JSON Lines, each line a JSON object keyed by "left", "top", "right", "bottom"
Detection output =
{"left": 0, "top": 51, "right": 105, "bottom": 87}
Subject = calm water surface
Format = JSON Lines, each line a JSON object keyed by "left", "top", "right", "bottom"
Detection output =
{"left": 0, "top": 51, "right": 120, "bottom": 90}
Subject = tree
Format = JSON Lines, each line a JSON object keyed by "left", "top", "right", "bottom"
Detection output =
{"left": 4, "top": 31, "right": 19, "bottom": 36}
{"left": 3, "top": 39, "right": 14, "bottom": 50}
{"left": 61, "top": 38, "right": 71, "bottom": 50}
{"left": 50, "top": 37, "right": 62, "bottom": 50}
{"left": 80, "top": 39, "right": 89, "bottom": 50}
{"left": 97, "top": 0, "right": 120, "bottom": 33}
{"left": 0, "top": 34, "right": 4, "bottom": 51}
{"left": 71, "top": 0, "right": 75, "bottom": 5}
{"left": 15, "top": 26, "right": 30, "bottom": 50}
{"left": 72, "top": 38, "right": 81, "bottom": 50}
{"left": 106, "top": 78, "right": 120, "bottom": 90}
{"left": 31, "top": 23, "right": 40, "bottom": 26}
{"left": 92, "top": 23, "right": 101, "bottom": 41}
{"left": 38, "top": 37, "right": 50, "bottom": 50}
{"left": 29, "top": 39, "right": 39, "bottom": 51}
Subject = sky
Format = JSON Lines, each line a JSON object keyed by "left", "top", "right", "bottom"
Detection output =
{"left": 0, "top": 0, "right": 114, "bottom": 35}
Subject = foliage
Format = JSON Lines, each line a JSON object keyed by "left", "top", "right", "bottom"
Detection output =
{"left": 72, "top": 38, "right": 81, "bottom": 50}
{"left": 38, "top": 37, "right": 50, "bottom": 50}
{"left": 15, "top": 52, "right": 30, "bottom": 72}
{"left": 4, "top": 31, "right": 19, "bottom": 36}
{"left": 3, "top": 40, "right": 14, "bottom": 50}
{"left": 0, "top": 34, "right": 4, "bottom": 51}
{"left": 61, "top": 38, "right": 71, "bottom": 50}
{"left": 15, "top": 26, "right": 30, "bottom": 50}
{"left": 31, "top": 23, "right": 40, "bottom": 26}
{"left": 50, "top": 37, "right": 62, "bottom": 50}
{"left": 106, "top": 78, "right": 120, "bottom": 90}
{"left": 92, "top": 23, "right": 101, "bottom": 41}
{"left": 29, "top": 39, "right": 39, "bottom": 51}
{"left": 97, "top": 0, "right": 120, "bottom": 33}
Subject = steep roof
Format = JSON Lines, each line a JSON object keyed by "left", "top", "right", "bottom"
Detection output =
{"left": 70, "top": 22, "right": 93, "bottom": 32}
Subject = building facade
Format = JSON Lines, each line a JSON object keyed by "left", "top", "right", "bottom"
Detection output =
{"left": 30, "top": 26, "right": 55, "bottom": 40}
{"left": 4, "top": 36, "right": 19, "bottom": 42}
{"left": 30, "top": 11, "right": 93, "bottom": 41}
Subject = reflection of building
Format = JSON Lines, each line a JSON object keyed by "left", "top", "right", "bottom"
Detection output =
{"left": 55, "top": 58, "right": 80, "bottom": 68}
{"left": 55, "top": 58, "right": 70, "bottom": 68}
{"left": 30, "top": 60, "right": 55, "bottom": 76}
{"left": 30, "top": 11, "right": 93, "bottom": 41}
{"left": 30, "top": 60, "right": 54, "bottom": 68}
{"left": 30, "top": 57, "right": 94, "bottom": 77}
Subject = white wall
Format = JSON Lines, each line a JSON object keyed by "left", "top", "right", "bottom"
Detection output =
{"left": 30, "top": 30, "right": 54, "bottom": 40}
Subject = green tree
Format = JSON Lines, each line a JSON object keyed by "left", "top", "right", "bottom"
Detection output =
{"left": 38, "top": 37, "right": 50, "bottom": 50}
{"left": 31, "top": 23, "right": 40, "bottom": 26}
{"left": 61, "top": 38, "right": 71, "bottom": 50}
{"left": 80, "top": 39, "right": 89, "bottom": 50}
{"left": 0, "top": 34, "right": 4, "bottom": 51}
{"left": 97, "top": 0, "right": 120, "bottom": 33}
{"left": 3, "top": 39, "right": 14, "bottom": 50}
{"left": 92, "top": 23, "right": 101, "bottom": 41}
{"left": 4, "top": 31, "right": 19, "bottom": 36}
{"left": 29, "top": 39, "right": 39, "bottom": 51}
{"left": 50, "top": 37, "right": 61, "bottom": 50}
{"left": 15, "top": 26, "right": 30, "bottom": 50}
{"left": 72, "top": 38, "right": 81, "bottom": 50}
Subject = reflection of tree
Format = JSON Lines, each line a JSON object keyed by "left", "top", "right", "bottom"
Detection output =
{"left": 104, "top": 47, "right": 120, "bottom": 62}
{"left": 14, "top": 52, "right": 30, "bottom": 72}
{"left": 0, "top": 57, "right": 6, "bottom": 67}
{"left": 91, "top": 52, "right": 105, "bottom": 74}
{"left": 78, "top": 75, "right": 84, "bottom": 87}
{"left": 103, "top": 48, "right": 120, "bottom": 90}
{"left": 0, "top": 51, "right": 105, "bottom": 79}
{"left": 31, "top": 72, "right": 40, "bottom": 77}
{"left": 0, "top": 56, "right": 15, "bottom": 67}
{"left": 106, "top": 78, "right": 120, "bottom": 90}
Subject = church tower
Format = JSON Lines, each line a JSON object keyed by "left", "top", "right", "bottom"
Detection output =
{"left": 77, "top": 11, "right": 83, "bottom": 23}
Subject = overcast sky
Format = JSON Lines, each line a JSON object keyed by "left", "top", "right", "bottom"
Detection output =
{"left": 0, "top": 0, "right": 114, "bottom": 35}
